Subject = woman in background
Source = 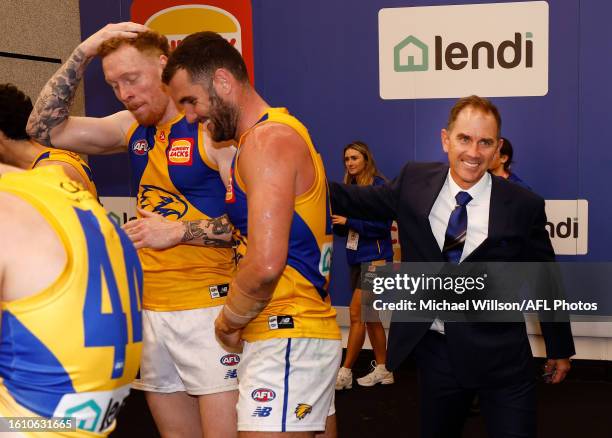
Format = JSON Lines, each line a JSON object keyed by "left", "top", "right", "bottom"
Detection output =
{"left": 333, "top": 141, "right": 394, "bottom": 390}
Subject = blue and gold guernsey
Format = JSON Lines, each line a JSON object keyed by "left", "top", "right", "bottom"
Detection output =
{"left": 126, "top": 114, "right": 236, "bottom": 311}
{"left": 226, "top": 108, "right": 340, "bottom": 342}
{"left": 0, "top": 166, "right": 143, "bottom": 437}
{"left": 30, "top": 147, "right": 98, "bottom": 199}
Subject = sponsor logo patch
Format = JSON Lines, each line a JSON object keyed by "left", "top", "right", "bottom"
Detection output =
{"left": 251, "top": 388, "right": 276, "bottom": 402}
{"left": 220, "top": 353, "right": 240, "bottom": 367}
{"left": 252, "top": 406, "right": 273, "bottom": 417}
{"left": 167, "top": 138, "right": 194, "bottom": 165}
{"left": 224, "top": 369, "right": 238, "bottom": 379}
{"left": 268, "top": 315, "right": 294, "bottom": 330}
{"left": 294, "top": 403, "right": 312, "bottom": 420}
{"left": 210, "top": 283, "right": 229, "bottom": 299}
{"left": 131, "top": 139, "right": 150, "bottom": 155}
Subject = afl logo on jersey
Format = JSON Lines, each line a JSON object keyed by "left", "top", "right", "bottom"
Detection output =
{"left": 220, "top": 354, "right": 240, "bottom": 366}
{"left": 167, "top": 138, "right": 194, "bottom": 166}
{"left": 132, "top": 139, "right": 150, "bottom": 155}
{"left": 252, "top": 388, "right": 276, "bottom": 402}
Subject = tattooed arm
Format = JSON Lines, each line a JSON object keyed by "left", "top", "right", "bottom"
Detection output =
{"left": 181, "top": 215, "right": 234, "bottom": 247}
{"left": 122, "top": 209, "right": 234, "bottom": 250}
{"left": 26, "top": 22, "right": 146, "bottom": 154}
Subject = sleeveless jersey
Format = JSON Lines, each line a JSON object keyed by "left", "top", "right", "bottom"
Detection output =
{"left": 225, "top": 108, "right": 340, "bottom": 342}
{"left": 31, "top": 147, "right": 98, "bottom": 199}
{"left": 0, "top": 166, "right": 143, "bottom": 437}
{"left": 126, "top": 114, "right": 236, "bottom": 311}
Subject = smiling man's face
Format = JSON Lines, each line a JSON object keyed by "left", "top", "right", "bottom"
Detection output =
{"left": 167, "top": 68, "right": 238, "bottom": 142}
{"left": 441, "top": 105, "right": 501, "bottom": 189}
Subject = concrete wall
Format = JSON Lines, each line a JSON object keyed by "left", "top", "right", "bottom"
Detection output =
{"left": 0, "top": 0, "right": 84, "bottom": 115}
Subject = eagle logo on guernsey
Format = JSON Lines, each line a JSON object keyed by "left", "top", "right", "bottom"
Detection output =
{"left": 251, "top": 388, "right": 276, "bottom": 402}
{"left": 294, "top": 403, "right": 312, "bottom": 420}
{"left": 167, "top": 138, "right": 194, "bottom": 166}
{"left": 139, "top": 185, "right": 188, "bottom": 219}
{"left": 131, "top": 139, "right": 150, "bottom": 155}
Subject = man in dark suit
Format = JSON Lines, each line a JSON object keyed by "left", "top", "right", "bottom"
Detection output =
{"left": 330, "top": 95, "right": 575, "bottom": 438}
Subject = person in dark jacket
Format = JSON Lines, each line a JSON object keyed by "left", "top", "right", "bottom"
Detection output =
{"left": 332, "top": 141, "right": 395, "bottom": 389}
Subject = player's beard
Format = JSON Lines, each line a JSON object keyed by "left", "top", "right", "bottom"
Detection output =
{"left": 130, "top": 94, "right": 169, "bottom": 127}
{"left": 207, "top": 90, "right": 238, "bottom": 142}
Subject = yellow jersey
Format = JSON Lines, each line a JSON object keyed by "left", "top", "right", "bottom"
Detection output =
{"left": 225, "top": 108, "right": 340, "bottom": 342}
{"left": 0, "top": 166, "right": 143, "bottom": 437}
{"left": 31, "top": 147, "right": 98, "bottom": 199}
{"left": 126, "top": 114, "right": 236, "bottom": 311}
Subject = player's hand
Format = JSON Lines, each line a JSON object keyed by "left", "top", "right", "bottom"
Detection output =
{"left": 79, "top": 22, "right": 149, "bottom": 57}
{"left": 331, "top": 215, "right": 347, "bottom": 225}
{"left": 215, "top": 312, "right": 244, "bottom": 353}
{"left": 543, "top": 358, "right": 571, "bottom": 384}
{"left": 122, "top": 208, "right": 183, "bottom": 250}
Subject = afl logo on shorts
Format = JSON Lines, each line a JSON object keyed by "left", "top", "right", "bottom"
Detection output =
{"left": 132, "top": 139, "right": 150, "bottom": 155}
{"left": 167, "top": 138, "right": 194, "bottom": 166}
{"left": 220, "top": 353, "right": 240, "bottom": 367}
{"left": 251, "top": 388, "right": 276, "bottom": 402}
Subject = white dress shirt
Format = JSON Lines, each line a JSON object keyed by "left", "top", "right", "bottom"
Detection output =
{"left": 428, "top": 170, "right": 492, "bottom": 333}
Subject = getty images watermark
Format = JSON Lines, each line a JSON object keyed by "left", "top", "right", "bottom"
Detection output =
{"left": 360, "top": 262, "right": 609, "bottom": 323}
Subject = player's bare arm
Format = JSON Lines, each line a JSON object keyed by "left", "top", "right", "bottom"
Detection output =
{"left": 181, "top": 215, "right": 234, "bottom": 247}
{"left": 27, "top": 22, "right": 146, "bottom": 154}
{"left": 214, "top": 123, "right": 314, "bottom": 350}
{"left": 122, "top": 209, "right": 233, "bottom": 250}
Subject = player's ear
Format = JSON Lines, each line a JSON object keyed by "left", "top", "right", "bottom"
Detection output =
{"left": 159, "top": 54, "right": 168, "bottom": 69}
{"left": 213, "top": 68, "right": 232, "bottom": 96}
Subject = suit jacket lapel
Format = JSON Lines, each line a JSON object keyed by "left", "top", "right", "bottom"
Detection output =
{"left": 464, "top": 174, "right": 513, "bottom": 261}
{"left": 413, "top": 165, "right": 448, "bottom": 260}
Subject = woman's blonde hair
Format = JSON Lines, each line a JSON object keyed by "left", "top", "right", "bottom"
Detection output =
{"left": 342, "top": 141, "right": 380, "bottom": 186}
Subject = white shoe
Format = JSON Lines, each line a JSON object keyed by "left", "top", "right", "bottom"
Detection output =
{"left": 356, "top": 361, "right": 394, "bottom": 387}
{"left": 335, "top": 367, "right": 353, "bottom": 390}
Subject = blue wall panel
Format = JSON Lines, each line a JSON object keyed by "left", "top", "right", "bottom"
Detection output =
{"left": 78, "top": 1, "right": 610, "bottom": 308}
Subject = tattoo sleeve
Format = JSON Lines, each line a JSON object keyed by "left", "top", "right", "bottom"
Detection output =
{"left": 26, "top": 47, "right": 92, "bottom": 146}
{"left": 181, "top": 214, "right": 234, "bottom": 247}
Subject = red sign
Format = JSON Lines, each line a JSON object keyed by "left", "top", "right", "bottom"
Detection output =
{"left": 131, "top": 0, "right": 255, "bottom": 84}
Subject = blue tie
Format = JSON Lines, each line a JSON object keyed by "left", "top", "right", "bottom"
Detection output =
{"left": 442, "top": 191, "right": 472, "bottom": 264}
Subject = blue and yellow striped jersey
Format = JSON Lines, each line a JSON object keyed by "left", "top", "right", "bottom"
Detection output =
{"left": 225, "top": 108, "right": 340, "bottom": 342}
{"left": 30, "top": 147, "right": 98, "bottom": 199}
{"left": 0, "top": 166, "right": 143, "bottom": 437}
{"left": 126, "top": 114, "right": 236, "bottom": 311}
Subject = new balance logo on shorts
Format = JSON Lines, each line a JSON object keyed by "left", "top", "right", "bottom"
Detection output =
{"left": 268, "top": 315, "right": 294, "bottom": 330}
{"left": 209, "top": 283, "right": 229, "bottom": 299}
{"left": 252, "top": 407, "right": 273, "bottom": 417}
{"left": 224, "top": 369, "right": 238, "bottom": 379}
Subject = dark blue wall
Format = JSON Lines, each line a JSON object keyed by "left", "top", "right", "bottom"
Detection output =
{"left": 79, "top": 0, "right": 612, "bottom": 307}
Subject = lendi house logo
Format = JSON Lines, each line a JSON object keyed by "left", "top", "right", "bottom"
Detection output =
{"left": 379, "top": 2, "right": 548, "bottom": 99}
{"left": 394, "top": 33, "right": 534, "bottom": 72}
